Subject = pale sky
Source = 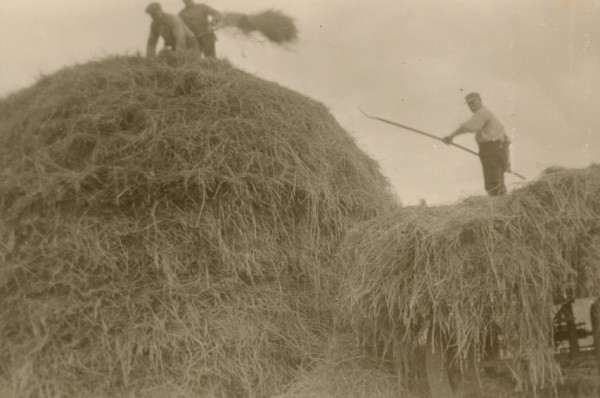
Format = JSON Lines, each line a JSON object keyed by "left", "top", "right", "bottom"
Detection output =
{"left": 1, "top": 0, "right": 598, "bottom": 205}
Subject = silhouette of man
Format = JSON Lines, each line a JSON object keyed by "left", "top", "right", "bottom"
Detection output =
{"left": 145, "top": 2, "right": 198, "bottom": 57}
{"left": 178, "top": 0, "right": 222, "bottom": 58}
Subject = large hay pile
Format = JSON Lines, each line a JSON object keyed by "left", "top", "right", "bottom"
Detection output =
{"left": 0, "top": 54, "right": 396, "bottom": 397}
{"left": 338, "top": 165, "right": 600, "bottom": 390}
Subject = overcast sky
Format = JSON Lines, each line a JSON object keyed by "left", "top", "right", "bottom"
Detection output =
{"left": 1, "top": 0, "right": 598, "bottom": 205}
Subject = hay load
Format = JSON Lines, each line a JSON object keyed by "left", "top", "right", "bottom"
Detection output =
{"left": 0, "top": 55, "right": 396, "bottom": 397}
{"left": 338, "top": 165, "right": 600, "bottom": 389}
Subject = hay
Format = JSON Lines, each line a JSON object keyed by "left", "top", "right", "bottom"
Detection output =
{"left": 275, "top": 335, "right": 406, "bottom": 398}
{"left": 337, "top": 165, "right": 600, "bottom": 391}
{"left": 0, "top": 54, "right": 396, "bottom": 397}
{"left": 222, "top": 10, "right": 298, "bottom": 44}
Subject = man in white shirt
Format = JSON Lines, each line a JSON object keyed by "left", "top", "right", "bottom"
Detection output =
{"left": 443, "top": 92, "right": 510, "bottom": 196}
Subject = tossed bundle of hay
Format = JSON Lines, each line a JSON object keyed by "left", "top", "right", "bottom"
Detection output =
{"left": 337, "top": 165, "right": 600, "bottom": 390}
{"left": 0, "top": 54, "right": 396, "bottom": 397}
{"left": 222, "top": 10, "right": 298, "bottom": 44}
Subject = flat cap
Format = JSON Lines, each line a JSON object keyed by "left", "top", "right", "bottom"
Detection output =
{"left": 145, "top": 2, "right": 162, "bottom": 14}
{"left": 465, "top": 92, "right": 481, "bottom": 104}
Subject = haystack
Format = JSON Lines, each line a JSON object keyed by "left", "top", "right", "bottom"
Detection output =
{"left": 0, "top": 54, "right": 397, "bottom": 397}
{"left": 275, "top": 335, "right": 403, "bottom": 398}
{"left": 338, "top": 165, "right": 600, "bottom": 390}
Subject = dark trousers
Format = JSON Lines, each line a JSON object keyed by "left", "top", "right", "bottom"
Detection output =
{"left": 478, "top": 141, "right": 507, "bottom": 196}
{"left": 196, "top": 33, "right": 216, "bottom": 58}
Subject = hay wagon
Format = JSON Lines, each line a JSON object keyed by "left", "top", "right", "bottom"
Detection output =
{"left": 339, "top": 165, "right": 600, "bottom": 398}
{"left": 418, "top": 295, "right": 600, "bottom": 398}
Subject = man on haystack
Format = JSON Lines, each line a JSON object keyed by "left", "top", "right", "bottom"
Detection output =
{"left": 179, "top": 0, "right": 223, "bottom": 58}
{"left": 145, "top": 2, "right": 198, "bottom": 57}
{"left": 443, "top": 92, "right": 511, "bottom": 197}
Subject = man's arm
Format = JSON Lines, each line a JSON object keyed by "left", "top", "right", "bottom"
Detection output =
{"left": 443, "top": 125, "right": 472, "bottom": 144}
{"left": 443, "top": 111, "right": 486, "bottom": 144}
{"left": 146, "top": 23, "right": 160, "bottom": 57}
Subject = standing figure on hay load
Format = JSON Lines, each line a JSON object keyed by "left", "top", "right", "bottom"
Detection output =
{"left": 178, "top": 0, "right": 222, "bottom": 58}
{"left": 145, "top": 2, "right": 198, "bottom": 58}
{"left": 443, "top": 92, "right": 511, "bottom": 197}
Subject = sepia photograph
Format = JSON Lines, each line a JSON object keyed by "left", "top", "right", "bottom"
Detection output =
{"left": 0, "top": 1, "right": 599, "bottom": 397}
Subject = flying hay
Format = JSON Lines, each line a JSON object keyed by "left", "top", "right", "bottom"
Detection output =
{"left": 222, "top": 10, "right": 298, "bottom": 44}
{"left": 337, "top": 165, "right": 600, "bottom": 390}
{"left": 0, "top": 54, "right": 396, "bottom": 398}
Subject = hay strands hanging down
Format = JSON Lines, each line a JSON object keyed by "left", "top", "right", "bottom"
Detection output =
{"left": 337, "top": 164, "right": 600, "bottom": 391}
{"left": 360, "top": 108, "right": 527, "bottom": 180}
{"left": 221, "top": 9, "right": 298, "bottom": 45}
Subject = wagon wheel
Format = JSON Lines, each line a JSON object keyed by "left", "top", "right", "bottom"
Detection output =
{"left": 417, "top": 331, "right": 465, "bottom": 398}
{"left": 591, "top": 298, "right": 600, "bottom": 378}
{"left": 482, "top": 324, "right": 503, "bottom": 377}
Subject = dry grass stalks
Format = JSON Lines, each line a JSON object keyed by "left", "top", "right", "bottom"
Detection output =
{"left": 274, "top": 334, "right": 408, "bottom": 398}
{"left": 337, "top": 165, "right": 600, "bottom": 391}
{"left": 0, "top": 54, "right": 396, "bottom": 397}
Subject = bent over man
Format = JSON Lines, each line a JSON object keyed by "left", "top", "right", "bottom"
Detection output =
{"left": 178, "top": 0, "right": 222, "bottom": 58}
{"left": 443, "top": 92, "right": 511, "bottom": 197}
{"left": 145, "top": 2, "right": 198, "bottom": 57}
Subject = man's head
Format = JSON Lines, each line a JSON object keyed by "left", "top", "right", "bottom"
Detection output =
{"left": 182, "top": 0, "right": 195, "bottom": 8}
{"left": 145, "top": 2, "right": 163, "bottom": 19}
{"left": 465, "top": 92, "right": 483, "bottom": 112}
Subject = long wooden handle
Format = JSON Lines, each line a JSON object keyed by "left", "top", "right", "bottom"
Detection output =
{"left": 359, "top": 109, "right": 526, "bottom": 180}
